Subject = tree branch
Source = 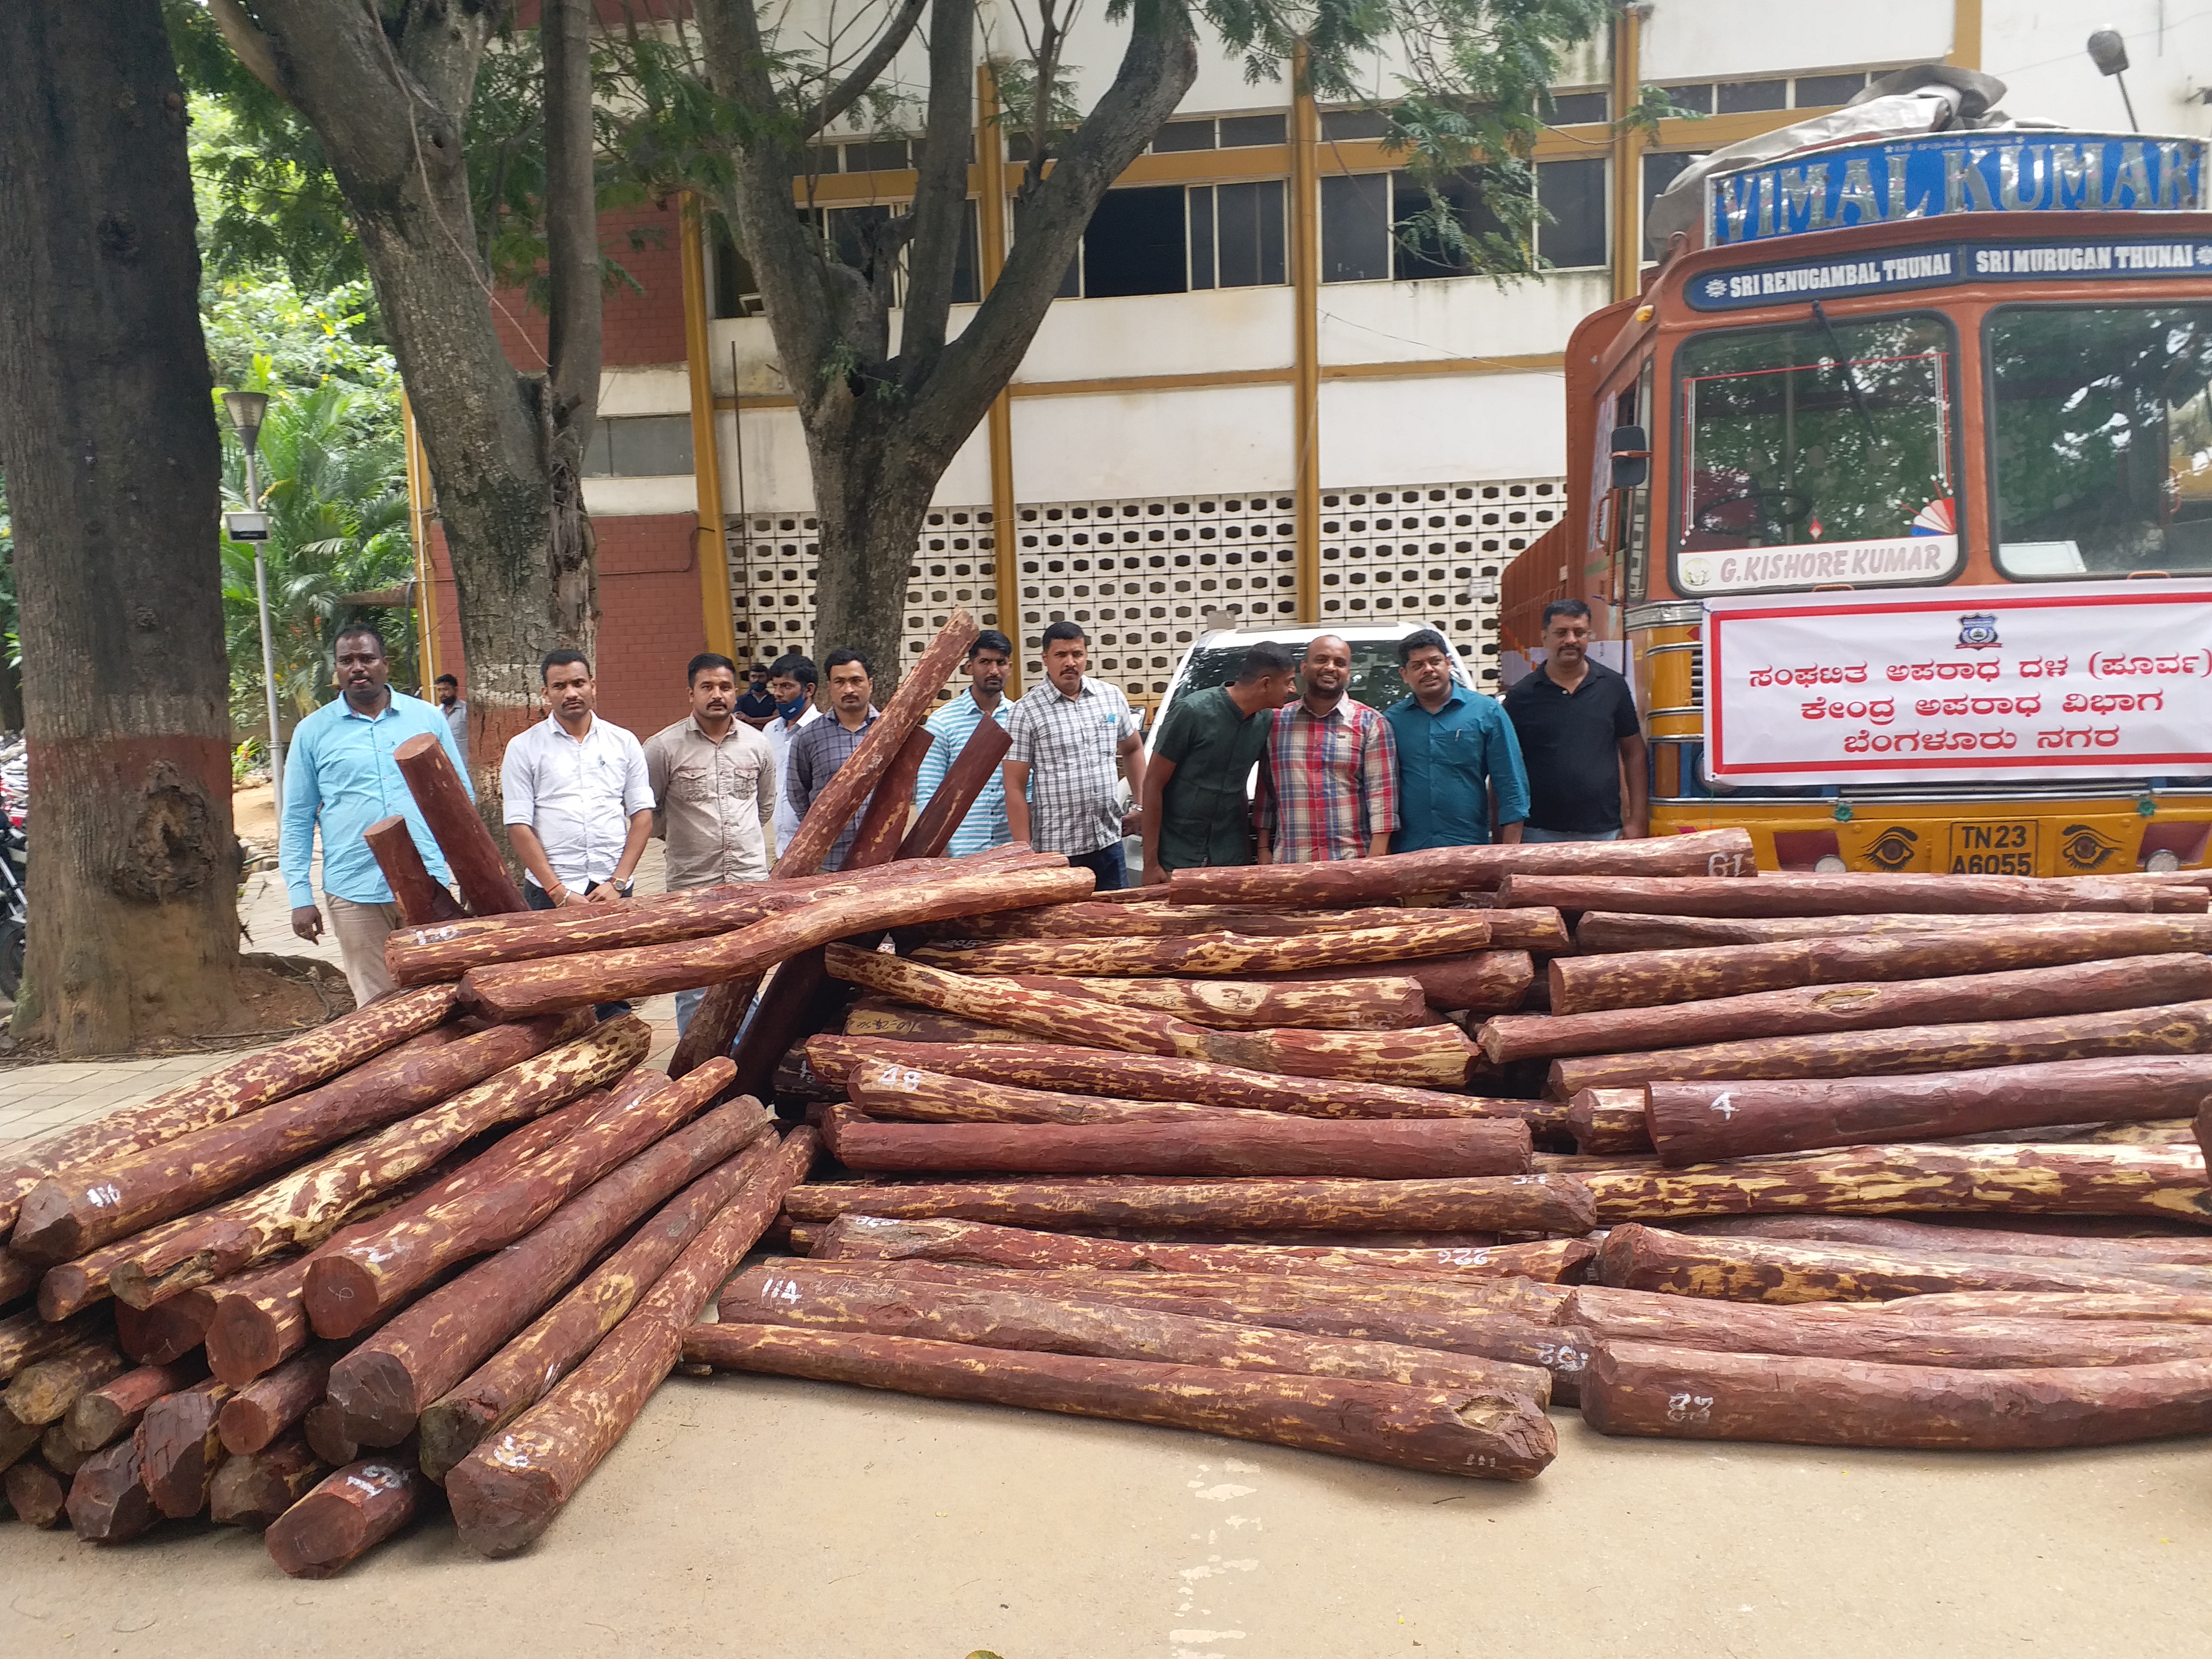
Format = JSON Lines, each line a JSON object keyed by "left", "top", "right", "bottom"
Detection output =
{"left": 210, "top": 0, "right": 288, "bottom": 102}
{"left": 891, "top": 0, "right": 973, "bottom": 372}
{"left": 803, "top": 0, "right": 930, "bottom": 140}
{"left": 542, "top": 0, "right": 601, "bottom": 441}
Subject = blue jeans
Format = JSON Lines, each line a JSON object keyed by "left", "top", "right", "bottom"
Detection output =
{"left": 526, "top": 880, "right": 634, "bottom": 1019}
{"left": 674, "top": 986, "right": 704, "bottom": 1036}
{"left": 1069, "top": 842, "right": 1128, "bottom": 891}
{"left": 1520, "top": 827, "right": 1621, "bottom": 843}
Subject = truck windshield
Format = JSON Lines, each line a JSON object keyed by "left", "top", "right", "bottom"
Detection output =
{"left": 1175, "top": 639, "right": 1421, "bottom": 711}
{"left": 1989, "top": 305, "right": 2212, "bottom": 578}
{"left": 1672, "top": 313, "right": 1960, "bottom": 592}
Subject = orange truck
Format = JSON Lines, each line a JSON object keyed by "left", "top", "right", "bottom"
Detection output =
{"left": 1503, "top": 74, "right": 2212, "bottom": 876}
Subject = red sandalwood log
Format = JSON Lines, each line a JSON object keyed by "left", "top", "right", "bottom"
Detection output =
{"left": 266, "top": 1455, "right": 426, "bottom": 1577}
{"left": 1576, "top": 1142, "right": 2212, "bottom": 1225}
{"left": 712, "top": 1269, "right": 1549, "bottom": 1399}
{"left": 465, "top": 861, "right": 1090, "bottom": 1022}
{"left": 415, "top": 1135, "right": 784, "bottom": 1482}
{"left": 1505, "top": 871, "right": 2206, "bottom": 916}
{"left": 306, "top": 1060, "right": 738, "bottom": 1337}
{"left": 1569, "top": 909, "right": 2212, "bottom": 952}
{"left": 0, "top": 985, "right": 456, "bottom": 1237}
{"left": 1010, "top": 973, "right": 1431, "bottom": 1032}
{"left": 1569, "top": 1088, "right": 1651, "bottom": 1154}
{"left": 803, "top": 1212, "right": 1586, "bottom": 1280}
{"left": 5, "top": 1341, "right": 124, "bottom": 1426}
{"left": 914, "top": 916, "right": 1494, "bottom": 978}
{"left": 393, "top": 731, "right": 526, "bottom": 914}
{"left": 202, "top": 1082, "right": 622, "bottom": 1385}
{"left": 1551, "top": 992, "right": 2212, "bottom": 1096}
{"left": 1675, "top": 1213, "right": 2212, "bottom": 1265}
{"left": 362, "top": 814, "right": 465, "bottom": 924}
{"left": 217, "top": 1346, "right": 337, "bottom": 1456}
{"left": 445, "top": 1128, "right": 818, "bottom": 1556}
{"left": 326, "top": 1096, "right": 773, "bottom": 1446}
{"left": 1581, "top": 1338, "right": 2212, "bottom": 1449}
{"left": 112, "top": 1295, "right": 211, "bottom": 1366}
{"left": 302, "top": 1402, "right": 359, "bottom": 1468}
{"left": 783, "top": 1173, "right": 1596, "bottom": 1235}
{"left": 1549, "top": 924, "right": 2212, "bottom": 1015}
{"left": 138, "top": 1375, "right": 234, "bottom": 1516}
{"left": 108, "top": 1016, "right": 651, "bottom": 1307}
{"left": 900, "top": 708, "right": 1014, "bottom": 859}
{"left": 685, "top": 1322, "right": 1557, "bottom": 1478}
{"left": 0, "top": 1305, "right": 108, "bottom": 1383}
{"left": 64, "top": 1439, "right": 155, "bottom": 1542}
{"left": 819, "top": 1104, "right": 1532, "bottom": 1178}
{"left": 62, "top": 1358, "right": 203, "bottom": 1453}
{"left": 208, "top": 1434, "right": 329, "bottom": 1527}
{"left": 1647, "top": 1053, "right": 2212, "bottom": 1166}
{"left": 1164, "top": 826, "right": 1758, "bottom": 905}
{"left": 811, "top": 1035, "right": 1542, "bottom": 1124}
{"left": 11, "top": 1013, "right": 585, "bottom": 1265}
{"left": 1486, "top": 953, "right": 2212, "bottom": 1064}
{"left": 5, "top": 1457, "right": 67, "bottom": 1527}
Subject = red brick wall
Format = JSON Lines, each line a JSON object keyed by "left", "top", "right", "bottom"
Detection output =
{"left": 426, "top": 513, "right": 710, "bottom": 746}
{"left": 491, "top": 200, "right": 690, "bottom": 370}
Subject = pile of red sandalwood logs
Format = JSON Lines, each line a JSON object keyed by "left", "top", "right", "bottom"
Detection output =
{"left": 13, "top": 600, "right": 2212, "bottom": 1571}
{"left": 699, "top": 830, "right": 2212, "bottom": 1466}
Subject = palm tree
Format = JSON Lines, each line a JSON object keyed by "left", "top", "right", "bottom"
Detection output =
{"left": 220, "top": 380, "right": 418, "bottom": 746}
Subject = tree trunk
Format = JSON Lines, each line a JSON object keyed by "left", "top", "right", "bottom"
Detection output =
{"left": 0, "top": 1, "right": 244, "bottom": 1053}
{"left": 228, "top": 1, "right": 602, "bottom": 819}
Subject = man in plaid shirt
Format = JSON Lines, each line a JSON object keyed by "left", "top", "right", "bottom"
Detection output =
{"left": 1004, "top": 621, "right": 1146, "bottom": 889}
{"left": 1256, "top": 633, "right": 1400, "bottom": 863}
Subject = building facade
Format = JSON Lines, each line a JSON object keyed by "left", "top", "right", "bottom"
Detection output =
{"left": 412, "top": 0, "right": 2210, "bottom": 728}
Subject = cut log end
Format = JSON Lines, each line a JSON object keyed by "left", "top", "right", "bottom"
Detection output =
{"left": 329, "top": 1350, "right": 423, "bottom": 1449}
{"left": 65, "top": 1441, "right": 155, "bottom": 1543}
{"left": 6, "top": 1185, "right": 86, "bottom": 1267}
{"left": 264, "top": 1459, "right": 423, "bottom": 1578}
{"left": 5, "top": 1459, "right": 69, "bottom": 1527}
{"left": 447, "top": 1454, "right": 562, "bottom": 1558}
{"left": 302, "top": 1258, "right": 383, "bottom": 1339}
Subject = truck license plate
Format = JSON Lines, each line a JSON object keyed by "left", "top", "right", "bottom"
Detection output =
{"left": 1949, "top": 820, "right": 2037, "bottom": 875}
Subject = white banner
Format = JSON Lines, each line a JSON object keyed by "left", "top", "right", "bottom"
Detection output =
{"left": 1704, "top": 581, "right": 2212, "bottom": 783}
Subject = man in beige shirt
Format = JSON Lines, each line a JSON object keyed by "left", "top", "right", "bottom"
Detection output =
{"left": 643, "top": 651, "right": 779, "bottom": 1036}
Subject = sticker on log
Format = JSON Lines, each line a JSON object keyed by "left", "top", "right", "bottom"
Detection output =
{"left": 684, "top": 1323, "right": 1557, "bottom": 1479}
{"left": 1581, "top": 1339, "right": 2212, "bottom": 1449}
{"left": 1647, "top": 1053, "right": 2212, "bottom": 1166}
{"left": 818, "top": 1105, "right": 1532, "bottom": 1178}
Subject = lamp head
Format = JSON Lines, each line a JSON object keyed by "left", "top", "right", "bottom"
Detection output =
{"left": 222, "top": 390, "right": 270, "bottom": 453}
{"left": 2088, "top": 29, "right": 2130, "bottom": 77}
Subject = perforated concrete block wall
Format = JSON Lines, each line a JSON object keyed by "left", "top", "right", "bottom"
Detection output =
{"left": 725, "top": 476, "right": 1563, "bottom": 709}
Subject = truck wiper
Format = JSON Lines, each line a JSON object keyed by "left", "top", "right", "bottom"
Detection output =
{"left": 1811, "top": 301, "right": 1882, "bottom": 451}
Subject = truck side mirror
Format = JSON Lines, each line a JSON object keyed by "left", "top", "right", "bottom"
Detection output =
{"left": 1610, "top": 425, "right": 1649, "bottom": 491}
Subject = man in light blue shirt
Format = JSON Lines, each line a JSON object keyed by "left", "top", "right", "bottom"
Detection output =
{"left": 1383, "top": 628, "right": 1529, "bottom": 851}
{"left": 914, "top": 630, "right": 1016, "bottom": 857}
{"left": 280, "top": 623, "right": 469, "bottom": 1006}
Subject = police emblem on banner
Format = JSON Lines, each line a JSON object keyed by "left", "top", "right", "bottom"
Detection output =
{"left": 1956, "top": 613, "right": 2000, "bottom": 650}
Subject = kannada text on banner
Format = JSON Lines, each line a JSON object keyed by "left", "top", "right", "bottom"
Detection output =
{"left": 1703, "top": 583, "right": 2212, "bottom": 783}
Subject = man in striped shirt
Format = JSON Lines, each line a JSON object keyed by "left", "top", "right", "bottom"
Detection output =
{"left": 1256, "top": 633, "right": 1400, "bottom": 863}
{"left": 1004, "top": 622, "right": 1146, "bottom": 889}
{"left": 914, "top": 629, "right": 1016, "bottom": 857}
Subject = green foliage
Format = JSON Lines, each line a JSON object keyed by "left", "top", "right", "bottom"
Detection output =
{"left": 220, "top": 383, "right": 418, "bottom": 735}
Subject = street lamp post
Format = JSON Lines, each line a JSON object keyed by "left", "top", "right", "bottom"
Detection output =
{"left": 221, "top": 390, "right": 285, "bottom": 808}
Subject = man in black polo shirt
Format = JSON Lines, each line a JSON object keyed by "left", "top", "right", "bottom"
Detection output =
{"left": 1503, "top": 599, "right": 1647, "bottom": 841}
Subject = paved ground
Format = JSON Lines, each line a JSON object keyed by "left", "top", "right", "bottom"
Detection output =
{"left": 5, "top": 834, "right": 2212, "bottom": 1655}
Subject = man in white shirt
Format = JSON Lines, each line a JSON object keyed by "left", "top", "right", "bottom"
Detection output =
{"left": 759, "top": 652, "right": 821, "bottom": 856}
{"left": 502, "top": 649, "right": 655, "bottom": 1011}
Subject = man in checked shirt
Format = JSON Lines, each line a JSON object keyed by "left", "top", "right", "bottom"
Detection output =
{"left": 1255, "top": 633, "right": 1400, "bottom": 863}
{"left": 1004, "top": 621, "right": 1146, "bottom": 889}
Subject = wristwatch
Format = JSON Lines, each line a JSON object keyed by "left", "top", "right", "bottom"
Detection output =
{"left": 614, "top": 879, "right": 636, "bottom": 898}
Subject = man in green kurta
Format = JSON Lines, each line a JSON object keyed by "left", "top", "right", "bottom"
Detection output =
{"left": 1140, "top": 641, "right": 1299, "bottom": 881}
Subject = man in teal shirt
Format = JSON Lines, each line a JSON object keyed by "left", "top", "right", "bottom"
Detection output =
{"left": 280, "top": 623, "right": 469, "bottom": 1006}
{"left": 1384, "top": 628, "right": 1529, "bottom": 850}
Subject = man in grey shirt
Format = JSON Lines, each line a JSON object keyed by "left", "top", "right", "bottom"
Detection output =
{"left": 434, "top": 672, "right": 468, "bottom": 769}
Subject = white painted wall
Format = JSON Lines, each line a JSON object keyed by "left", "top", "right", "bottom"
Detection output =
{"left": 1640, "top": 0, "right": 1950, "bottom": 82}
{"left": 597, "top": 365, "right": 690, "bottom": 416}
{"left": 1316, "top": 271, "right": 1609, "bottom": 365}
{"left": 1010, "top": 383, "right": 1294, "bottom": 500}
{"left": 1321, "top": 372, "right": 1565, "bottom": 488}
{"left": 1988, "top": 2, "right": 2212, "bottom": 137}
{"left": 1016, "top": 286, "right": 1293, "bottom": 381}
{"left": 581, "top": 475, "right": 697, "bottom": 517}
